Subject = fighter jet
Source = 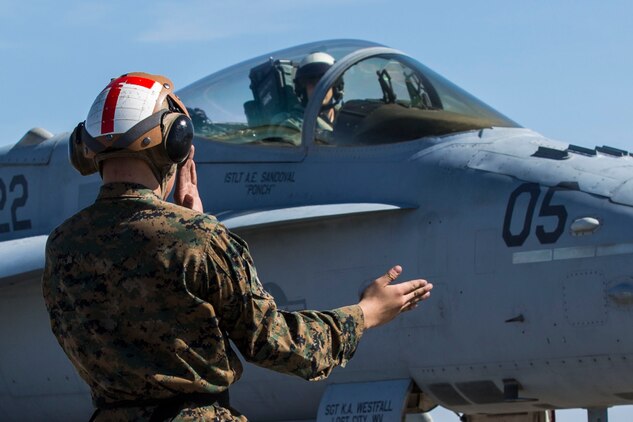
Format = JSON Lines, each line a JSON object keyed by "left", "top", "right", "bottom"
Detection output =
{"left": 1, "top": 39, "right": 631, "bottom": 422}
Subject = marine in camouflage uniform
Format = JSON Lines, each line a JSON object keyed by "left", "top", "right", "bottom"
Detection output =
{"left": 42, "top": 182, "right": 364, "bottom": 421}
{"left": 43, "top": 71, "right": 431, "bottom": 421}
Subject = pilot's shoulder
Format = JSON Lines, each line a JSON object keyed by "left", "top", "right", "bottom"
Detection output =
{"left": 271, "top": 107, "right": 304, "bottom": 129}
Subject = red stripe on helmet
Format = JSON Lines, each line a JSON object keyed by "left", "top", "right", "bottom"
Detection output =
{"left": 101, "top": 76, "right": 158, "bottom": 134}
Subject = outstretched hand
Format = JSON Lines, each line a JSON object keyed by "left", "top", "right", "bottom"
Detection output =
{"left": 358, "top": 265, "right": 432, "bottom": 329}
{"left": 174, "top": 145, "right": 204, "bottom": 213}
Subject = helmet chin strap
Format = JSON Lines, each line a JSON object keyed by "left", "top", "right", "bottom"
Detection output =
{"left": 159, "top": 164, "right": 177, "bottom": 200}
{"left": 95, "top": 149, "right": 177, "bottom": 199}
{"left": 144, "top": 147, "right": 177, "bottom": 200}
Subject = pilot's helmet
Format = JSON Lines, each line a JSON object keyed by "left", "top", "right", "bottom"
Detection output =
{"left": 69, "top": 72, "right": 194, "bottom": 195}
{"left": 294, "top": 52, "right": 343, "bottom": 107}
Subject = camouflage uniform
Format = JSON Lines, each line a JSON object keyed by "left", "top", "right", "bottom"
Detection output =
{"left": 42, "top": 183, "right": 364, "bottom": 421}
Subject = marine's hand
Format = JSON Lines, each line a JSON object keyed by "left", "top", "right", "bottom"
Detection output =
{"left": 358, "top": 265, "right": 432, "bottom": 329}
{"left": 174, "top": 145, "right": 204, "bottom": 213}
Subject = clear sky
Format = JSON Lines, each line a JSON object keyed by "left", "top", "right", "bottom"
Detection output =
{"left": 1, "top": 1, "right": 632, "bottom": 420}
{"left": 1, "top": 0, "right": 632, "bottom": 152}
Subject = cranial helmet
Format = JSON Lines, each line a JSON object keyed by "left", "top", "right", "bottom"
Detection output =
{"left": 294, "top": 52, "right": 343, "bottom": 107}
{"left": 69, "top": 72, "right": 194, "bottom": 195}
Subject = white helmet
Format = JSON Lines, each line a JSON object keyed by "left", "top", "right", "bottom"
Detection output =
{"left": 70, "top": 72, "right": 194, "bottom": 193}
{"left": 294, "top": 52, "right": 343, "bottom": 106}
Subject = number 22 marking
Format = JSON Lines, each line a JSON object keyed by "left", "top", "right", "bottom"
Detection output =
{"left": 0, "top": 175, "right": 32, "bottom": 233}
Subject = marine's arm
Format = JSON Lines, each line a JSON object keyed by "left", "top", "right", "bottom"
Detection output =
{"left": 205, "top": 228, "right": 431, "bottom": 381}
{"left": 204, "top": 229, "right": 361, "bottom": 380}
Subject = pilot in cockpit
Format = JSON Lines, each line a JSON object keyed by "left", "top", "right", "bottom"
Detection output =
{"left": 274, "top": 52, "right": 344, "bottom": 143}
{"left": 294, "top": 52, "right": 343, "bottom": 129}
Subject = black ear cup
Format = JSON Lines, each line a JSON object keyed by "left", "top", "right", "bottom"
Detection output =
{"left": 68, "top": 122, "right": 99, "bottom": 175}
{"left": 164, "top": 114, "right": 194, "bottom": 164}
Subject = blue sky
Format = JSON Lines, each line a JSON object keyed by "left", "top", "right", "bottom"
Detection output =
{"left": 1, "top": 0, "right": 632, "bottom": 152}
{"left": 1, "top": 1, "right": 632, "bottom": 420}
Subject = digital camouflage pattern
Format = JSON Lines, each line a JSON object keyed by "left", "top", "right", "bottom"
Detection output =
{"left": 42, "top": 182, "right": 364, "bottom": 421}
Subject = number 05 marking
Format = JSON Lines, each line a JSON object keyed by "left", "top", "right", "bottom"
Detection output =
{"left": 503, "top": 183, "right": 568, "bottom": 247}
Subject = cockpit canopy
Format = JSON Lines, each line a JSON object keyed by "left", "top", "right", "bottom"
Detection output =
{"left": 178, "top": 40, "right": 519, "bottom": 147}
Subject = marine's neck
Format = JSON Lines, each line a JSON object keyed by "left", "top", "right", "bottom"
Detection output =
{"left": 101, "top": 157, "right": 162, "bottom": 197}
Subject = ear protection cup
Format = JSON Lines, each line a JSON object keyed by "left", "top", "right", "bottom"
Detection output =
{"left": 162, "top": 113, "right": 194, "bottom": 164}
{"left": 69, "top": 122, "right": 99, "bottom": 175}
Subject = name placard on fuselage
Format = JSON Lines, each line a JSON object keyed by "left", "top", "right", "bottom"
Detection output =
{"left": 224, "top": 170, "right": 296, "bottom": 196}
{"left": 316, "top": 379, "right": 411, "bottom": 422}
